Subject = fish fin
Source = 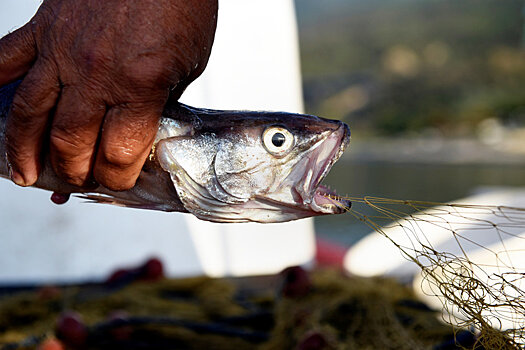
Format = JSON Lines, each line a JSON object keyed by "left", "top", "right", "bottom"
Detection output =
{"left": 76, "top": 194, "right": 171, "bottom": 211}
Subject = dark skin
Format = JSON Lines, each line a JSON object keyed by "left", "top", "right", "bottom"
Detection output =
{"left": 0, "top": 0, "right": 218, "bottom": 190}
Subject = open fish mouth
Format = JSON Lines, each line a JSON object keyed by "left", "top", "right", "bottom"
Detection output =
{"left": 312, "top": 184, "right": 351, "bottom": 213}
{"left": 290, "top": 122, "right": 351, "bottom": 215}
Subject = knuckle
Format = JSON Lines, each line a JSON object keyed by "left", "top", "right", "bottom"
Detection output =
{"left": 77, "top": 46, "right": 111, "bottom": 74}
{"left": 7, "top": 104, "right": 40, "bottom": 136}
{"left": 11, "top": 83, "right": 54, "bottom": 116}
{"left": 120, "top": 55, "right": 170, "bottom": 88}
{"left": 0, "top": 22, "right": 35, "bottom": 52}
{"left": 10, "top": 92, "right": 34, "bottom": 118}
{"left": 37, "top": 2, "right": 59, "bottom": 23}
{"left": 49, "top": 129, "right": 94, "bottom": 186}
{"left": 49, "top": 129, "right": 88, "bottom": 156}
{"left": 100, "top": 145, "right": 142, "bottom": 168}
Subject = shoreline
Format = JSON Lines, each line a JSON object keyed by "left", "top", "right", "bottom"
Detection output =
{"left": 342, "top": 136, "right": 525, "bottom": 165}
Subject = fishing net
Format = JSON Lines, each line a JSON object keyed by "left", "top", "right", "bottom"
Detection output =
{"left": 0, "top": 269, "right": 464, "bottom": 350}
{"left": 331, "top": 195, "right": 525, "bottom": 349}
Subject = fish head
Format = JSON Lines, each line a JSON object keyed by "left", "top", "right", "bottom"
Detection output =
{"left": 156, "top": 107, "right": 351, "bottom": 223}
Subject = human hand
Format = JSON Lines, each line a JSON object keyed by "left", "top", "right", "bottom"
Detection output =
{"left": 0, "top": 0, "right": 217, "bottom": 190}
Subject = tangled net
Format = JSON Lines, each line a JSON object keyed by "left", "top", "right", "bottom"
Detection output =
{"left": 329, "top": 195, "right": 525, "bottom": 349}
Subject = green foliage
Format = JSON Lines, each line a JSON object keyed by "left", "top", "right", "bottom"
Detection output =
{"left": 296, "top": 0, "right": 525, "bottom": 135}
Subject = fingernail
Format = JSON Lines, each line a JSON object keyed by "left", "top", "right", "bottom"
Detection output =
{"left": 10, "top": 170, "right": 26, "bottom": 186}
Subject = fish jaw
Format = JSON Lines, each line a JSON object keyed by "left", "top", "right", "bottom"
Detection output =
{"left": 306, "top": 122, "right": 352, "bottom": 214}
{"left": 263, "top": 121, "right": 351, "bottom": 217}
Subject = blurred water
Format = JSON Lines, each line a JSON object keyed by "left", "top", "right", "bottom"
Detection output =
{"left": 314, "top": 157, "right": 525, "bottom": 246}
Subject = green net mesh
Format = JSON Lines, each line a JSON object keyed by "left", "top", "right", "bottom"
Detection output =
{"left": 334, "top": 195, "right": 525, "bottom": 348}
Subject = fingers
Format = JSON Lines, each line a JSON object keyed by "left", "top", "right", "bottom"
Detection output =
{"left": 0, "top": 23, "right": 37, "bottom": 85}
{"left": 94, "top": 103, "right": 162, "bottom": 191}
{"left": 5, "top": 62, "right": 59, "bottom": 186}
{"left": 49, "top": 86, "right": 106, "bottom": 187}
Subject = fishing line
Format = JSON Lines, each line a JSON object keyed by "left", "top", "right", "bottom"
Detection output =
{"left": 323, "top": 194, "right": 525, "bottom": 348}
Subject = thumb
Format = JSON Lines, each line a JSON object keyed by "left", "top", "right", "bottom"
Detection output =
{"left": 0, "top": 22, "right": 37, "bottom": 85}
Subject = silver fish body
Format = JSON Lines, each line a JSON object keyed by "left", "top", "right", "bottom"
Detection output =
{"left": 0, "top": 82, "right": 351, "bottom": 223}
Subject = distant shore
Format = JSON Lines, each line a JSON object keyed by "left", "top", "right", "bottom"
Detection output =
{"left": 343, "top": 135, "right": 525, "bottom": 165}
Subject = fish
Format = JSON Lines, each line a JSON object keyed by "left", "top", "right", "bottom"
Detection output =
{"left": 0, "top": 81, "right": 351, "bottom": 223}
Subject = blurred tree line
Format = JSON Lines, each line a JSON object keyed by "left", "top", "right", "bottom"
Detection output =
{"left": 295, "top": 0, "right": 525, "bottom": 136}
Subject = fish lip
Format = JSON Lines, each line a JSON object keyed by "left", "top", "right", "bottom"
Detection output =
{"left": 301, "top": 122, "right": 351, "bottom": 214}
{"left": 312, "top": 185, "right": 352, "bottom": 214}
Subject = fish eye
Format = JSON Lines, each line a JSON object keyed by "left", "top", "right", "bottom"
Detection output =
{"left": 272, "top": 133, "right": 286, "bottom": 147}
{"left": 263, "top": 126, "right": 294, "bottom": 156}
